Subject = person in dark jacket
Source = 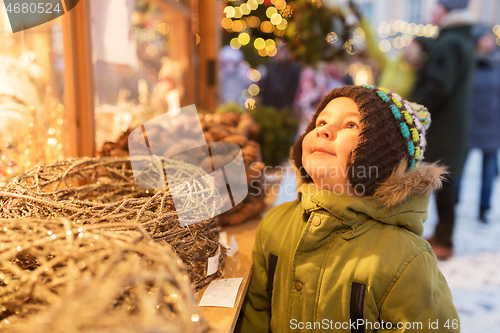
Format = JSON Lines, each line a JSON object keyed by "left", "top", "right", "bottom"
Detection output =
{"left": 467, "top": 27, "right": 500, "bottom": 222}
{"left": 411, "top": 0, "right": 476, "bottom": 260}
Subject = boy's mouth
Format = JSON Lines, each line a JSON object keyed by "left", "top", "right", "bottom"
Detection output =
{"left": 312, "top": 147, "right": 335, "bottom": 155}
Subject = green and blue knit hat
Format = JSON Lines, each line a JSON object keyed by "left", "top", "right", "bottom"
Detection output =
{"left": 291, "top": 84, "right": 431, "bottom": 196}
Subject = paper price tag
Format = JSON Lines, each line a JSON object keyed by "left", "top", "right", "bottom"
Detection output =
{"left": 207, "top": 252, "right": 220, "bottom": 276}
{"left": 198, "top": 278, "right": 243, "bottom": 308}
{"left": 219, "top": 231, "right": 229, "bottom": 249}
{"left": 229, "top": 236, "right": 239, "bottom": 256}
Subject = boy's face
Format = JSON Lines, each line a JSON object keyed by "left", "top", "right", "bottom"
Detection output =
{"left": 302, "top": 97, "right": 361, "bottom": 193}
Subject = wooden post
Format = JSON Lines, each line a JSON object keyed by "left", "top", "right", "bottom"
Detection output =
{"left": 197, "top": 0, "right": 220, "bottom": 112}
{"left": 62, "top": 0, "right": 95, "bottom": 157}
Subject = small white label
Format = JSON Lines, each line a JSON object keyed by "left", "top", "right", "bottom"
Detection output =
{"left": 229, "top": 236, "right": 239, "bottom": 256}
{"left": 207, "top": 252, "right": 220, "bottom": 276}
{"left": 219, "top": 231, "right": 229, "bottom": 249}
{"left": 198, "top": 278, "right": 244, "bottom": 308}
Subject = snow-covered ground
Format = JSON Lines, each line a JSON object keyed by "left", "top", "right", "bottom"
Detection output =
{"left": 271, "top": 149, "right": 500, "bottom": 332}
{"left": 423, "top": 149, "right": 500, "bottom": 333}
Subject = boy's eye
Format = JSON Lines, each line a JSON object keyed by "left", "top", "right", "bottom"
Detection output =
{"left": 346, "top": 122, "right": 359, "bottom": 129}
{"left": 317, "top": 120, "right": 327, "bottom": 127}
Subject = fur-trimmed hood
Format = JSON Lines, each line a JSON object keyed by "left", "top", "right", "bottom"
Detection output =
{"left": 372, "top": 159, "right": 447, "bottom": 208}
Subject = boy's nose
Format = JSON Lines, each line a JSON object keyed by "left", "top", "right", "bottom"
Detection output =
{"left": 316, "top": 125, "right": 337, "bottom": 140}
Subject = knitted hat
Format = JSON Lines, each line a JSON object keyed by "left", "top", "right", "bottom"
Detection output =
{"left": 291, "top": 85, "right": 431, "bottom": 196}
{"left": 438, "top": 0, "right": 469, "bottom": 11}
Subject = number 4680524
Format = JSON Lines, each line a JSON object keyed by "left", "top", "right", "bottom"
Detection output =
{"left": 5, "top": 2, "right": 62, "bottom": 14}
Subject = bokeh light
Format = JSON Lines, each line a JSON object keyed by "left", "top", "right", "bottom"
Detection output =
{"left": 247, "top": 16, "right": 260, "bottom": 28}
{"left": 241, "top": 3, "right": 251, "bottom": 15}
{"left": 238, "top": 32, "right": 250, "bottom": 45}
{"left": 266, "top": 7, "right": 277, "bottom": 18}
{"left": 379, "top": 39, "right": 391, "bottom": 52}
{"left": 260, "top": 21, "right": 274, "bottom": 33}
{"left": 224, "top": 6, "right": 235, "bottom": 18}
{"left": 276, "top": 18, "right": 288, "bottom": 30}
{"left": 270, "top": 13, "right": 283, "bottom": 25}
{"left": 247, "top": 68, "right": 262, "bottom": 82}
{"left": 254, "top": 38, "right": 266, "bottom": 50}
{"left": 221, "top": 17, "right": 232, "bottom": 30}
{"left": 234, "top": 7, "right": 243, "bottom": 18}
{"left": 230, "top": 38, "right": 242, "bottom": 49}
{"left": 248, "top": 84, "right": 260, "bottom": 96}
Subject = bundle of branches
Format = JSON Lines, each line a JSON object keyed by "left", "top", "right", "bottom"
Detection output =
{"left": 0, "top": 218, "right": 208, "bottom": 332}
{"left": 0, "top": 156, "right": 224, "bottom": 289}
{"left": 99, "top": 111, "right": 267, "bottom": 226}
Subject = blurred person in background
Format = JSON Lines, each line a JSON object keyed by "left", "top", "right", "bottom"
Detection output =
{"left": 261, "top": 46, "right": 301, "bottom": 110}
{"left": 412, "top": 0, "right": 476, "bottom": 260}
{"left": 219, "top": 45, "right": 253, "bottom": 107}
{"left": 466, "top": 26, "right": 500, "bottom": 223}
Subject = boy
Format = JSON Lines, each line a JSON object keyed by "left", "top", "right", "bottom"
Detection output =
{"left": 236, "top": 85, "right": 459, "bottom": 332}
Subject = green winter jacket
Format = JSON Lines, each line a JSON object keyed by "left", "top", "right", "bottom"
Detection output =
{"left": 236, "top": 162, "right": 459, "bottom": 332}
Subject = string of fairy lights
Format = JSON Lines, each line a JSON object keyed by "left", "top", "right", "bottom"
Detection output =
{"left": 222, "top": 0, "right": 290, "bottom": 57}
{"left": 377, "top": 20, "right": 438, "bottom": 53}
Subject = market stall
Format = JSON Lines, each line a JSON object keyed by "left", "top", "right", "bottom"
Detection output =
{"left": 0, "top": 1, "right": 262, "bottom": 332}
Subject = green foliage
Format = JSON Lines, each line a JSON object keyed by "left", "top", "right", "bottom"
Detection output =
{"left": 216, "top": 103, "right": 299, "bottom": 166}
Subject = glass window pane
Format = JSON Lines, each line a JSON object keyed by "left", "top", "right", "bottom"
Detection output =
{"left": 90, "top": 0, "right": 193, "bottom": 151}
{"left": 0, "top": 6, "right": 67, "bottom": 185}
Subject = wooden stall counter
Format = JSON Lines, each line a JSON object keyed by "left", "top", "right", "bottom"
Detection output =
{"left": 196, "top": 217, "right": 261, "bottom": 333}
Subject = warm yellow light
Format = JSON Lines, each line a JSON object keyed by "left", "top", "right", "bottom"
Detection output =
{"left": 393, "top": 36, "right": 404, "bottom": 49}
{"left": 232, "top": 20, "right": 246, "bottom": 32}
{"left": 146, "top": 44, "right": 159, "bottom": 57}
{"left": 268, "top": 47, "right": 278, "bottom": 57}
{"left": 265, "top": 39, "right": 276, "bottom": 51}
{"left": 224, "top": 6, "right": 235, "bottom": 18}
{"left": 417, "top": 24, "right": 424, "bottom": 36}
{"left": 239, "top": 33, "right": 251, "bottom": 45}
{"left": 493, "top": 24, "right": 500, "bottom": 36}
{"left": 248, "top": 0, "right": 259, "bottom": 10}
{"left": 275, "top": 0, "right": 287, "bottom": 10}
{"left": 221, "top": 17, "right": 233, "bottom": 30}
{"left": 274, "top": 28, "right": 285, "bottom": 37}
{"left": 410, "top": 23, "right": 418, "bottom": 35}
{"left": 158, "top": 23, "right": 171, "bottom": 35}
{"left": 260, "top": 21, "right": 274, "bottom": 33}
{"left": 234, "top": 7, "right": 243, "bottom": 18}
{"left": 378, "top": 39, "right": 391, "bottom": 52}
{"left": 245, "top": 98, "right": 256, "bottom": 110}
{"left": 230, "top": 38, "right": 242, "bottom": 49}
{"left": 247, "top": 68, "right": 262, "bottom": 82}
{"left": 254, "top": 38, "right": 266, "bottom": 50}
{"left": 258, "top": 48, "right": 268, "bottom": 57}
{"left": 266, "top": 7, "right": 277, "bottom": 18}
{"left": 248, "top": 84, "right": 260, "bottom": 96}
{"left": 397, "top": 20, "right": 408, "bottom": 32}
{"left": 241, "top": 3, "right": 251, "bottom": 15}
{"left": 247, "top": 16, "right": 260, "bottom": 28}
{"left": 270, "top": 13, "right": 282, "bottom": 25}
{"left": 402, "top": 34, "right": 413, "bottom": 46}
{"left": 277, "top": 18, "right": 288, "bottom": 30}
